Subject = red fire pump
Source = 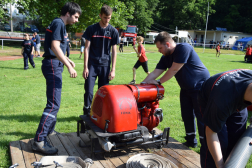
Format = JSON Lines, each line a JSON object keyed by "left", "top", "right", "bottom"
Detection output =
{"left": 77, "top": 84, "right": 170, "bottom": 157}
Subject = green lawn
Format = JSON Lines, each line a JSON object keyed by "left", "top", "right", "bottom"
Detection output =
{"left": 0, "top": 44, "right": 251, "bottom": 167}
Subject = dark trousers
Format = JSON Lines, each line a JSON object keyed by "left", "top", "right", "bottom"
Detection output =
{"left": 84, "top": 65, "right": 110, "bottom": 108}
{"left": 23, "top": 52, "right": 35, "bottom": 69}
{"left": 119, "top": 44, "right": 123, "bottom": 52}
{"left": 34, "top": 58, "right": 64, "bottom": 142}
{"left": 200, "top": 108, "right": 248, "bottom": 168}
{"left": 180, "top": 89, "right": 204, "bottom": 146}
{"left": 66, "top": 46, "right": 70, "bottom": 57}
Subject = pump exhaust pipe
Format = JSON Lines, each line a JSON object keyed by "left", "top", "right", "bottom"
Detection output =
{"left": 87, "top": 130, "right": 115, "bottom": 152}
{"left": 224, "top": 125, "right": 252, "bottom": 168}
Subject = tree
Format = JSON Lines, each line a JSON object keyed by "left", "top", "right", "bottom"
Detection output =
{"left": 153, "top": 0, "right": 216, "bottom": 31}
{"left": 119, "top": 0, "right": 159, "bottom": 34}
{"left": 24, "top": 0, "right": 134, "bottom": 32}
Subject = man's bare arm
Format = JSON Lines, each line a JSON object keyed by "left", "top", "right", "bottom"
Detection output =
{"left": 83, "top": 40, "right": 90, "bottom": 79}
{"left": 109, "top": 44, "right": 117, "bottom": 81}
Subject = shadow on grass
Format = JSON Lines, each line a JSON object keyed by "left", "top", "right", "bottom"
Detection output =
{"left": 0, "top": 67, "right": 24, "bottom": 70}
{"left": 230, "top": 60, "right": 252, "bottom": 64}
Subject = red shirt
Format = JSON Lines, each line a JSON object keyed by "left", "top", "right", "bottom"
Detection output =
{"left": 246, "top": 48, "right": 252, "bottom": 55}
{"left": 138, "top": 44, "right": 148, "bottom": 62}
{"left": 216, "top": 46, "right": 220, "bottom": 50}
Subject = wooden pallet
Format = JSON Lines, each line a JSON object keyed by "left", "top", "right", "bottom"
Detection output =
{"left": 9, "top": 129, "right": 200, "bottom": 168}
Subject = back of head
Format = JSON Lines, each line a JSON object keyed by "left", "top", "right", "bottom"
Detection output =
{"left": 100, "top": 4, "right": 113, "bottom": 16}
{"left": 137, "top": 36, "right": 144, "bottom": 42}
{"left": 61, "top": 2, "right": 82, "bottom": 16}
{"left": 154, "top": 31, "right": 173, "bottom": 44}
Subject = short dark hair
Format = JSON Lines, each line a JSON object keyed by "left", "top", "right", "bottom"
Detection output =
{"left": 61, "top": 2, "right": 82, "bottom": 16}
{"left": 100, "top": 5, "right": 113, "bottom": 16}
{"left": 154, "top": 31, "right": 174, "bottom": 44}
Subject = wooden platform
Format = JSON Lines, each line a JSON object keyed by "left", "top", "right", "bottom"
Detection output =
{"left": 9, "top": 129, "right": 200, "bottom": 168}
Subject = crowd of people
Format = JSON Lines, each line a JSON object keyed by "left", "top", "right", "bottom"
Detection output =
{"left": 18, "top": 2, "right": 252, "bottom": 168}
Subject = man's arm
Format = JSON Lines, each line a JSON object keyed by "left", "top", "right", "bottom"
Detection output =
{"left": 109, "top": 44, "right": 117, "bottom": 81}
{"left": 83, "top": 40, "right": 90, "bottom": 79}
{"left": 51, "top": 40, "right": 77, "bottom": 78}
{"left": 144, "top": 62, "right": 184, "bottom": 85}
{"left": 31, "top": 46, "right": 34, "bottom": 55}
{"left": 142, "top": 69, "right": 165, "bottom": 83}
{"left": 206, "top": 126, "right": 224, "bottom": 168}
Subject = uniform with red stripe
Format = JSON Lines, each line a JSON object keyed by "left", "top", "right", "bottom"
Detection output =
{"left": 34, "top": 17, "right": 67, "bottom": 143}
{"left": 198, "top": 69, "right": 252, "bottom": 168}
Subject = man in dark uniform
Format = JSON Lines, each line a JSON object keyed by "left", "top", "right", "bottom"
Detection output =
{"left": 82, "top": 5, "right": 119, "bottom": 115}
{"left": 34, "top": 32, "right": 41, "bottom": 57}
{"left": 21, "top": 33, "right": 35, "bottom": 70}
{"left": 198, "top": 69, "right": 252, "bottom": 168}
{"left": 66, "top": 32, "right": 71, "bottom": 58}
{"left": 142, "top": 31, "right": 210, "bottom": 148}
{"left": 32, "top": 2, "right": 81, "bottom": 155}
{"left": 79, "top": 37, "right": 85, "bottom": 58}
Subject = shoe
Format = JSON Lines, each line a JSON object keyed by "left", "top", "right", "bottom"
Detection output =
{"left": 32, "top": 140, "right": 58, "bottom": 154}
{"left": 83, "top": 107, "right": 91, "bottom": 116}
{"left": 48, "top": 130, "right": 60, "bottom": 136}
{"left": 32, "top": 65, "right": 35, "bottom": 68}
{"left": 183, "top": 142, "right": 197, "bottom": 148}
{"left": 128, "top": 80, "right": 136, "bottom": 84}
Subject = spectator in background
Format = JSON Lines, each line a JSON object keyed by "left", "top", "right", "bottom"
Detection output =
{"left": 244, "top": 45, "right": 252, "bottom": 62}
{"left": 34, "top": 32, "right": 41, "bottom": 57}
{"left": 227, "top": 42, "right": 229, "bottom": 50}
{"left": 66, "top": 33, "right": 71, "bottom": 58}
{"left": 79, "top": 37, "right": 85, "bottom": 59}
{"left": 132, "top": 37, "right": 136, "bottom": 46}
{"left": 216, "top": 44, "right": 221, "bottom": 57}
{"left": 119, "top": 36, "right": 124, "bottom": 53}
{"left": 21, "top": 33, "right": 35, "bottom": 70}
{"left": 123, "top": 36, "right": 127, "bottom": 46}
{"left": 238, "top": 42, "right": 241, "bottom": 50}
{"left": 32, "top": 33, "right": 37, "bottom": 57}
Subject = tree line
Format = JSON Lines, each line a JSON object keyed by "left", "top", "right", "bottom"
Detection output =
{"left": 1, "top": 0, "right": 252, "bottom": 34}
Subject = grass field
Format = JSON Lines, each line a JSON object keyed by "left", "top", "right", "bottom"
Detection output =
{"left": 0, "top": 44, "right": 252, "bottom": 167}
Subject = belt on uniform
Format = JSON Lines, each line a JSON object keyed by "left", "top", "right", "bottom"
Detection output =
{"left": 44, "top": 57, "right": 59, "bottom": 60}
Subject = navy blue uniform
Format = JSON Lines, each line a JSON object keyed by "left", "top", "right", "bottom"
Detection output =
{"left": 156, "top": 43, "right": 210, "bottom": 146}
{"left": 198, "top": 69, "right": 252, "bottom": 168}
{"left": 21, "top": 39, "right": 35, "bottom": 69}
{"left": 34, "top": 17, "right": 67, "bottom": 142}
{"left": 83, "top": 23, "right": 119, "bottom": 112}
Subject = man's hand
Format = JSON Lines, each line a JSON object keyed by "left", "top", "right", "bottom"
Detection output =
{"left": 145, "top": 79, "right": 159, "bottom": 85}
{"left": 83, "top": 68, "right": 89, "bottom": 79}
{"left": 108, "top": 70, "right": 115, "bottom": 81}
{"left": 68, "top": 67, "right": 77, "bottom": 78}
{"left": 68, "top": 59, "right": 75, "bottom": 68}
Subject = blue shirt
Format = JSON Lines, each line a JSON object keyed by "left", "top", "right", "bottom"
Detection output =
{"left": 32, "top": 37, "right": 36, "bottom": 47}
{"left": 156, "top": 43, "right": 210, "bottom": 91}
{"left": 35, "top": 34, "right": 40, "bottom": 44}
{"left": 199, "top": 69, "right": 252, "bottom": 132}
{"left": 43, "top": 18, "right": 67, "bottom": 58}
{"left": 83, "top": 23, "right": 119, "bottom": 66}
{"left": 22, "top": 40, "right": 34, "bottom": 54}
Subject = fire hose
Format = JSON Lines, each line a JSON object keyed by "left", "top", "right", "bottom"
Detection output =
{"left": 126, "top": 153, "right": 178, "bottom": 168}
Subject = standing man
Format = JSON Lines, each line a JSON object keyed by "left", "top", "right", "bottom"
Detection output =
{"left": 142, "top": 31, "right": 210, "bottom": 148}
{"left": 198, "top": 69, "right": 252, "bottom": 168}
{"left": 66, "top": 32, "right": 71, "bottom": 58}
{"left": 82, "top": 5, "right": 119, "bottom": 115}
{"left": 34, "top": 32, "right": 41, "bottom": 57}
{"left": 21, "top": 33, "right": 35, "bottom": 70}
{"left": 79, "top": 37, "right": 85, "bottom": 58}
{"left": 32, "top": 2, "right": 81, "bottom": 155}
{"left": 32, "top": 33, "right": 37, "bottom": 57}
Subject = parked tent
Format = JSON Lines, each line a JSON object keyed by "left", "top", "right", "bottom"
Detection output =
{"left": 232, "top": 37, "right": 252, "bottom": 50}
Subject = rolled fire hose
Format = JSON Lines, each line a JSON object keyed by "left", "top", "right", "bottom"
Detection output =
{"left": 224, "top": 125, "right": 252, "bottom": 168}
{"left": 126, "top": 153, "right": 178, "bottom": 168}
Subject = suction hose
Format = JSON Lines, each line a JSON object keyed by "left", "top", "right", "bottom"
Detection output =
{"left": 224, "top": 125, "right": 252, "bottom": 168}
